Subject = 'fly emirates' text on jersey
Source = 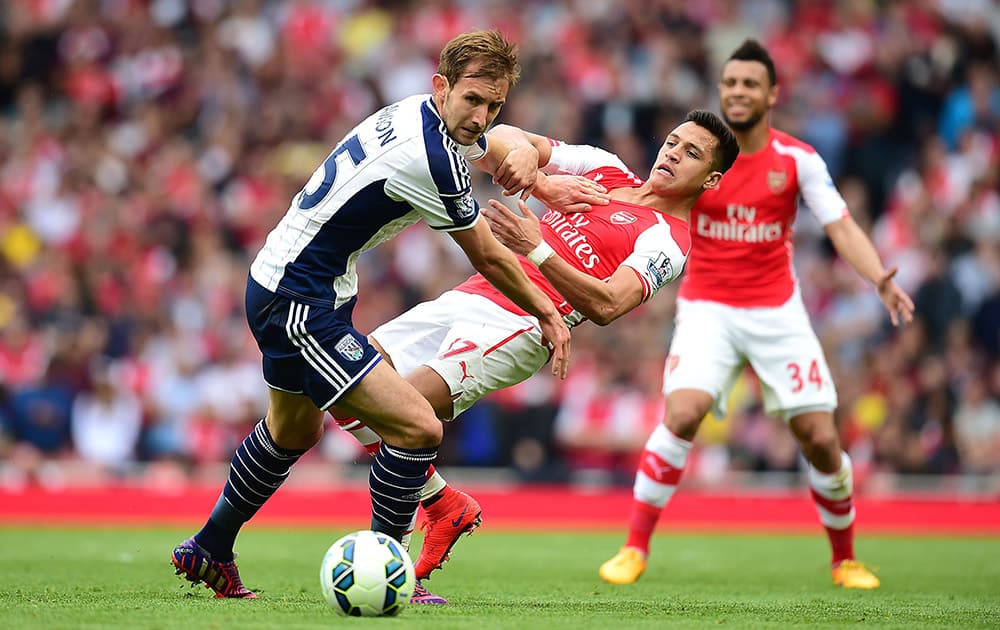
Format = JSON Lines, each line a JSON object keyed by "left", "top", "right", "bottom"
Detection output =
{"left": 250, "top": 94, "right": 487, "bottom": 309}
{"left": 679, "top": 128, "right": 848, "bottom": 307}
{"left": 456, "top": 142, "right": 691, "bottom": 327}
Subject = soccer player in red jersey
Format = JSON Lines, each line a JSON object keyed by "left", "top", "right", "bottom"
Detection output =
{"left": 599, "top": 39, "right": 914, "bottom": 590}
{"left": 335, "top": 110, "right": 739, "bottom": 603}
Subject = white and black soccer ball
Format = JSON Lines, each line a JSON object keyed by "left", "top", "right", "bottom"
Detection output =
{"left": 320, "top": 530, "right": 416, "bottom": 617}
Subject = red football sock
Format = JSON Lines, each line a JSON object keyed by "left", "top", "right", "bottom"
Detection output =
{"left": 810, "top": 487, "right": 856, "bottom": 564}
{"left": 825, "top": 522, "right": 855, "bottom": 565}
{"left": 624, "top": 501, "right": 661, "bottom": 556}
{"left": 808, "top": 452, "right": 857, "bottom": 566}
{"left": 334, "top": 416, "right": 382, "bottom": 455}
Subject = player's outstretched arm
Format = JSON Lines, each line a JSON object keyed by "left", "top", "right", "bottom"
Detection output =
{"left": 485, "top": 124, "right": 554, "bottom": 167}
{"left": 450, "top": 220, "right": 572, "bottom": 378}
{"left": 824, "top": 215, "right": 915, "bottom": 326}
{"left": 481, "top": 125, "right": 610, "bottom": 211}
{"left": 483, "top": 199, "right": 643, "bottom": 325}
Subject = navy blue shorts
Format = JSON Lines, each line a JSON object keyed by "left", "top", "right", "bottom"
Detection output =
{"left": 245, "top": 277, "right": 382, "bottom": 410}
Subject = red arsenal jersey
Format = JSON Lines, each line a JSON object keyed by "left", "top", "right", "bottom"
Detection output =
{"left": 679, "top": 128, "right": 848, "bottom": 307}
{"left": 456, "top": 142, "right": 690, "bottom": 326}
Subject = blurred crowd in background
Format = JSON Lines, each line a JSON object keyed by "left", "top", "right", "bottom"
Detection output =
{"left": 1, "top": 0, "right": 999, "bottom": 492}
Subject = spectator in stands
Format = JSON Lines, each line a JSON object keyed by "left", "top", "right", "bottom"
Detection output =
{"left": 70, "top": 357, "right": 143, "bottom": 476}
{"left": 0, "top": 0, "right": 996, "bottom": 485}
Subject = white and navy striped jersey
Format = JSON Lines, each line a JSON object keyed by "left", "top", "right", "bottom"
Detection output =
{"left": 249, "top": 94, "right": 487, "bottom": 309}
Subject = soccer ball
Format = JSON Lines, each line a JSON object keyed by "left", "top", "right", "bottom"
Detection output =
{"left": 319, "top": 530, "right": 416, "bottom": 617}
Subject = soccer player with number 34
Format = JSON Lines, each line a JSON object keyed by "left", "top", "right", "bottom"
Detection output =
{"left": 599, "top": 39, "right": 915, "bottom": 590}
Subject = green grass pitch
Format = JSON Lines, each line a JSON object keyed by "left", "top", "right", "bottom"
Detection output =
{"left": 1, "top": 528, "right": 997, "bottom": 629}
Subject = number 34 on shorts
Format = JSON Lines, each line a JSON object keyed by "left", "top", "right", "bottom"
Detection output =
{"left": 787, "top": 359, "right": 825, "bottom": 393}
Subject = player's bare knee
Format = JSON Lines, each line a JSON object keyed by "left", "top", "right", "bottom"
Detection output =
{"left": 382, "top": 412, "right": 442, "bottom": 449}
{"left": 664, "top": 400, "right": 707, "bottom": 439}
{"left": 804, "top": 427, "right": 840, "bottom": 459}
{"left": 267, "top": 414, "right": 325, "bottom": 451}
{"left": 277, "top": 427, "right": 324, "bottom": 451}
{"left": 303, "top": 423, "right": 326, "bottom": 448}
{"left": 410, "top": 414, "right": 443, "bottom": 448}
{"left": 797, "top": 424, "right": 841, "bottom": 471}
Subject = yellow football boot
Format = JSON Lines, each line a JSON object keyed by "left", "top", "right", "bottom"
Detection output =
{"left": 832, "top": 560, "right": 880, "bottom": 589}
{"left": 598, "top": 547, "right": 647, "bottom": 585}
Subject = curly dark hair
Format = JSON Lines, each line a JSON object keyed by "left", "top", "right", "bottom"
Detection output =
{"left": 727, "top": 39, "right": 777, "bottom": 86}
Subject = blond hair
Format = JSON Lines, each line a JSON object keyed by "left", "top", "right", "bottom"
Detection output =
{"left": 438, "top": 30, "right": 520, "bottom": 88}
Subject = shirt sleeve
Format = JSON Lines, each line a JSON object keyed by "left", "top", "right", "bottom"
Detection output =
{"left": 542, "top": 141, "right": 631, "bottom": 176}
{"left": 797, "top": 150, "right": 849, "bottom": 226}
{"left": 619, "top": 223, "right": 688, "bottom": 302}
{"left": 386, "top": 176, "right": 481, "bottom": 232}
{"left": 385, "top": 135, "right": 482, "bottom": 232}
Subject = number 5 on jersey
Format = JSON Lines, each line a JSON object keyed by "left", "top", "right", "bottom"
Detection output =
{"left": 298, "top": 134, "right": 368, "bottom": 210}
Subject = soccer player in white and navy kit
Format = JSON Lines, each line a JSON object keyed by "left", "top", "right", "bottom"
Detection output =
{"left": 600, "top": 40, "right": 914, "bottom": 590}
{"left": 169, "top": 30, "right": 574, "bottom": 601}
{"left": 332, "top": 110, "right": 739, "bottom": 598}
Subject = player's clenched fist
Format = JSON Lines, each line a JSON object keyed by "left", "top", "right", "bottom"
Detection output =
{"left": 493, "top": 144, "right": 540, "bottom": 198}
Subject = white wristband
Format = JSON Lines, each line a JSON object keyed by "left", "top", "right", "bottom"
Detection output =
{"left": 526, "top": 241, "right": 555, "bottom": 266}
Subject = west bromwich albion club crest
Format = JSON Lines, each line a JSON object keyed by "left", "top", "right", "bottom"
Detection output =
{"left": 452, "top": 192, "right": 477, "bottom": 220}
{"left": 767, "top": 170, "right": 787, "bottom": 194}
{"left": 335, "top": 334, "right": 364, "bottom": 362}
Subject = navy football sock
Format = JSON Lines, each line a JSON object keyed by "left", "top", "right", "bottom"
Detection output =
{"left": 194, "top": 420, "right": 305, "bottom": 561}
{"left": 369, "top": 442, "right": 437, "bottom": 542}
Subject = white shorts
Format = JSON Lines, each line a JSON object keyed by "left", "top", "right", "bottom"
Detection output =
{"left": 663, "top": 292, "right": 837, "bottom": 420}
{"left": 370, "top": 291, "right": 550, "bottom": 418}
